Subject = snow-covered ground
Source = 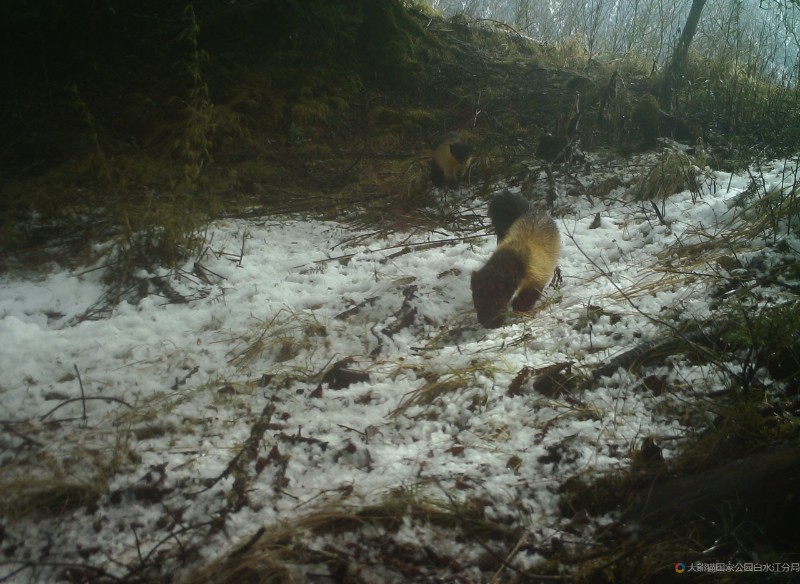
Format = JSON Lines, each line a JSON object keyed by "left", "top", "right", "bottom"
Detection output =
{"left": 1, "top": 148, "right": 797, "bottom": 582}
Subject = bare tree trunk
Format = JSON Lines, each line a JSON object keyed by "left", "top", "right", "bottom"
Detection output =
{"left": 672, "top": 0, "right": 706, "bottom": 74}
{"left": 659, "top": 0, "right": 706, "bottom": 110}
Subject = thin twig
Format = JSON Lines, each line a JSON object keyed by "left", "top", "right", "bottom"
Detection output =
{"left": 123, "top": 520, "right": 216, "bottom": 581}
{"left": 490, "top": 532, "right": 529, "bottom": 584}
{"left": 74, "top": 364, "right": 87, "bottom": 422}
{"left": 132, "top": 524, "right": 144, "bottom": 566}
{"left": 40, "top": 396, "right": 133, "bottom": 420}
{"left": 238, "top": 229, "right": 247, "bottom": 267}
{"left": 1, "top": 422, "right": 44, "bottom": 448}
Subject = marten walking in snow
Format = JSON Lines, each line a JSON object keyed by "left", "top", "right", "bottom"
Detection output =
{"left": 471, "top": 198, "right": 560, "bottom": 328}
{"left": 431, "top": 132, "right": 472, "bottom": 187}
{"left": 488, "top": 190, "right": 532, "bottom": 243}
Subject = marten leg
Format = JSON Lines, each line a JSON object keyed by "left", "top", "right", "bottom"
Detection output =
{"left": 430, "top": 162, "right": 445, "bottom": 187}
{"left": 511, "top": 286, "right": 542, "bottom": 313}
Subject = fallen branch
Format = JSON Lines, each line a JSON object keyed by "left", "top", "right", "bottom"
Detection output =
{"left": 200, "top": 401, "right": 276, "bottom": 510}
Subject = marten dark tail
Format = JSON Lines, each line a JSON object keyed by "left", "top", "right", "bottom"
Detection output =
{"left": 471, "top": 211, "right": 560, "bottom": 328}
{"left": 431, "top": 132, "right": 472, "bottom": 187}
{"left": 488, "top": 191, "right": 531, "bottom": 243}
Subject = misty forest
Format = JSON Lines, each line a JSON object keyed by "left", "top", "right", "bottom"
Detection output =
{"left": 1, "top": 0, "right": 800, "bottom": 582}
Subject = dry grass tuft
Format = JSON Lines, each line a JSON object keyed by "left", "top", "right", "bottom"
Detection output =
{"left": 226, "top": 310, "right": 328, "bottom": 371}
{"left": 732, "top": 181, "right": 800, "bottom": 242}
{"left": 631, "top": 150, "right": 705, "bottom": 202}
{"left": 0, "top": 431, "right": 116, "bottom": 520}
{"left": 0, "top": 476, "right": 108, "bottom": 519}
{"left": 390, "top": 373, "right": 470, "bottom": 417}
{"left": 184, "top": 488, "right": 517, "bottom": 584}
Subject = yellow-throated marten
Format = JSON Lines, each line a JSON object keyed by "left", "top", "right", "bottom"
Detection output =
{"left": 471, "top": 204, "right": 560, "bottom": 328}
{"left": 431, "top": 132, "right": 472, "bottom": 187}
{"left": 488, "top": 190, "right": 531, "bottom": 243}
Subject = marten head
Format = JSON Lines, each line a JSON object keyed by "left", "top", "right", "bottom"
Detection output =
{"left": 431, "top": 133, "right": 472, "bottom": 187}
{"left": 471, "top": 265, "right": 517, "bottom": 328}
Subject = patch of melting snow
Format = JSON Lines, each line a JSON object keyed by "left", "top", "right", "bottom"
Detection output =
{"left": 1, "top": 150, "right": 798, "bottom": 581}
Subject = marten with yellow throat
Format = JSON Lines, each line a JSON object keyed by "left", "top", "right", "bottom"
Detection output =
{"left": 431, "top": 132, "right": 472, "bottom": 187}
{"left": 471, "top": 197, "right": 560, "bottom": 328}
